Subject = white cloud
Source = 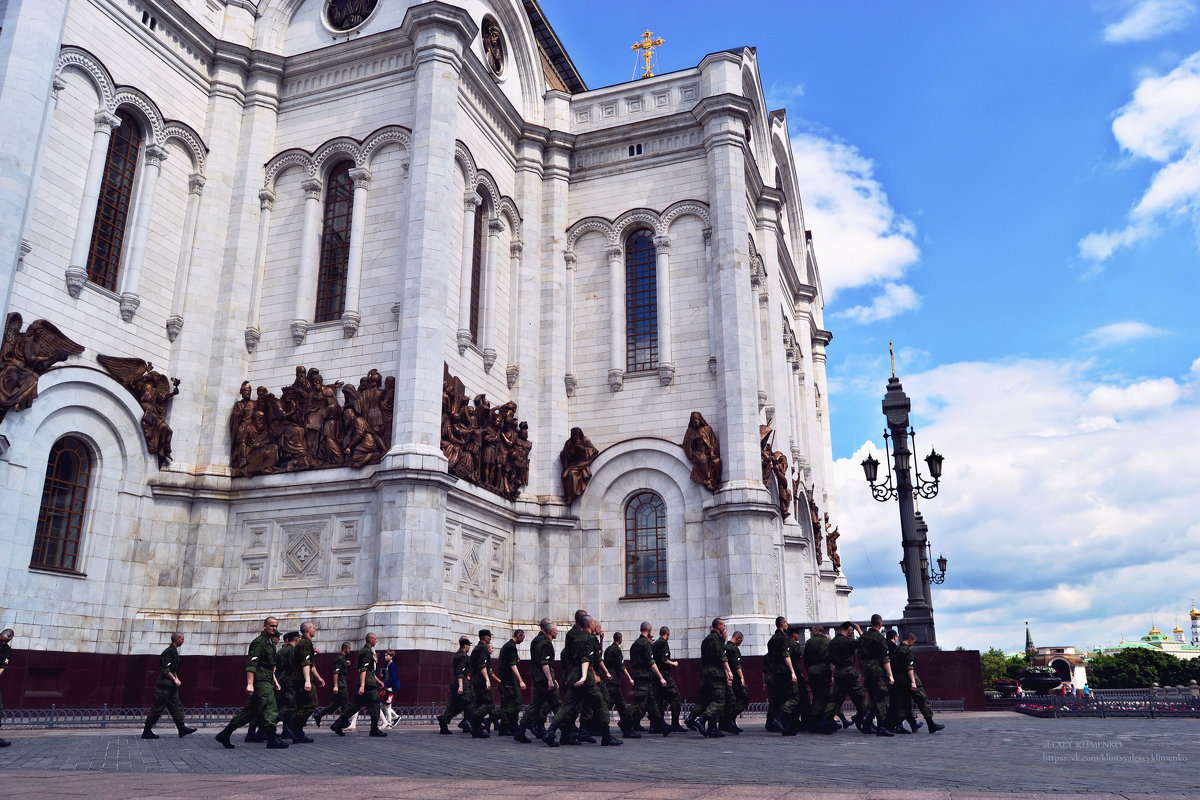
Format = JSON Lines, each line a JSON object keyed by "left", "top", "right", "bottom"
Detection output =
{"left": 834, "top": 282, "right": 921, "bottom": 324}
{"left": 1080, "top": 52, "right": 1200, "bottom": 262}
{"left": 1104, "top": 0, "right": 1196, "bottom": 42}
{"left": 765, "top": 80, "right": 805, "bottom": 110}
{"left": 834, "top": 357, "right": 1200, "bottom": 653}
{"left": 1076, "top": 320, "right": 1169, "bottom": 348}
{"left": 789, "top": 134, "right": 921, "bottom": 300}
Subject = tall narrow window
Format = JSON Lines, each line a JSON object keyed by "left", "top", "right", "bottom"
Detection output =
{"left": 624, "top": 491, "right": 667, "bottom": 598}
{"left": 31, "top": 437, "right": 93, "bottom": 572}
{"left": 86, "top": 111, "right": 141, "bottom": 292}
{"left": 625, "top": 229, "right": 658, "bottom": 372}
{"left": 468, "top": 192, "right": 485, "bottom": 343}
{"left": 315, "top": 161, "right": 354, "bottom": 323}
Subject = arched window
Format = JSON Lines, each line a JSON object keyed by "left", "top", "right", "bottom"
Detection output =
{"left": 30, "top": 436, "right": 94, "bottom": 572}
{"left": 625, "top": 229, "right": 658, "bottom": 372}
{"left": 315, "top": 161, "right": 354, "bottom": 322}
{"left": 624, "top": 491, "right": 667, "bottom": 598}
{"left": 468, "top": 191, "right": 485, "bottom": 343}
{"left": 86, "top": 110, "right": 141, "bottom": 292}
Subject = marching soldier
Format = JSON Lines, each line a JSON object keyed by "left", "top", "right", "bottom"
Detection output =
{"left": 628, "top": 621, "right": 669, "bottom": 735}
{"left": 313, "top": 641, "right": 352, "bottom": 727}
{"left": 329, "top": 632, "right": 386, "bottom": 737}
{"left": 859, "top": 614, "right": 895, "bottom": 737}
{"left": 653, "top": 626, "right": 686, "bottom": 732}
{"left": 515, "top": 619, "right": 559, "bottom": 742}
{"left": 604, "top": 631, "right": 638, "bottom": 738}
{"left": 275, "top": 631, "right": 300, "bottom": 739}
{"left": 804, "top": 625, "right": 834, "bottom": 733}
{"left": 823, "top": 621, "right": 871, "bottom": 735}
{"left": 291, "top": 621, "right": 324, "bottom": 742}
{"left": 141, "top": 632, "right": 197, "bottom": 740}
{"left": 497, "top": 629, "right": 526, "bottom": 736}
{"left": 894, "top": 631, "right": 946, "bottom": 734}
{"left": 543, "top": 615, "right": 620, "bottom": 747}
{"left": 692, "top": 617, "right": 733, "bottom": 738}
{"left": 721, "top": 630, "right": 748, "bottom": 734}
{"left": 438, "top": 636, "right": 475, "bottom": 736}
{"left": 468, "top": 630, "right": 499, "bottom": 737}
{"left": 788, "top": 626, "right": 814, "bottom": 731}
{"left": 215, "top": 616, "right": 289, "bottom": 749}
{"left": 764, "top": 616, "right": 800, "bottom": 735}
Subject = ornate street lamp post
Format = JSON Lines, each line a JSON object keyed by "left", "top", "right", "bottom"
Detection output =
{"left": 860, "top": 355, "right": 946, "bottom": 649}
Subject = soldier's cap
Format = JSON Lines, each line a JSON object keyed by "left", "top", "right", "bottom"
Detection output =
{"left": 478, "top": 629, "right": 492, "bottom": 638}
{"left": 284, "top": 631, "right": 301, "bottom": 641}
{"left": 459, "top": 637, "right": 472, "bottom": 646}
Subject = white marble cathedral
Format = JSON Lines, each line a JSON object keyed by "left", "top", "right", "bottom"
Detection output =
{"left": 0, "top": 0, "right": 849, "bottom": 678}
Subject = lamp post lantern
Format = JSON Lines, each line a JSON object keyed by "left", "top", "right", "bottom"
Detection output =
{"left": 860, "top": 362, "right": 946, "bottom": 650}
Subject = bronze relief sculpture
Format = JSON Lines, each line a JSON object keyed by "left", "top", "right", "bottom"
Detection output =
{"left": 809, "top": 496, "right": 823, "bottom": 562}
{"left": 0, "top": 312, "right": 85, "bottom": 422}
{"left": 559, "top": 426, "right": 598, "bottom": 504}
{"left": 229, "top": 365, "right": 392, "bottom": 477}
{"left": 324, "top": 0, "right": 377, "bottom": 31}
{"left": 681, "top": 411, "right": 721, "bottom": 492}
{"left": 97, "top": 356, "right": 180, "bottom": 468}
{"left": 758, "top": 424, "right": 791, "bottom": 520}
{"left": 825, "top": 516, "right": 842, "bottom": 571}
{"left": 440, "top": 365, "right": 530, "bottom": 501}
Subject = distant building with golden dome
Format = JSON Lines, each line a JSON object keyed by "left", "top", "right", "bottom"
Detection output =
{"left": 1100, "top": 604, "right": 1200, "bottom": 661}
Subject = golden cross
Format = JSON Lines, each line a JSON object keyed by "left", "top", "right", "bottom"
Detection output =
{"left": 631, "top": 29, "right": 665, "bottom": 79}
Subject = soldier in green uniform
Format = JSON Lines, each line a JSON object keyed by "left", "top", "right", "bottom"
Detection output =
{"left": 893, "top": 632, "right": 945, "bottom": 734}
{"left": 274, "top": 631, "right": 300, "bottom": 739}
{"left": 692, "top": 617, "right": 733, "bottom": 738}
{"left": 628, "top": 620, "right": 669, "bottom": 735}
{"left": 720, "top": 630, "right": 748, "bottom": 734}
{"left": 468, "top": 629, "right": 500, "bottom": 736}
{"left": 314, "top": 641, "right": 352, "bottom": 727}
{"left": 652, "top": 626, "right": 685, "bottom": 732}
{"left": 858, "top": 614, "right": 895, "bottom": 737}
{"left": 515, "top": 618, "right": 559, "bottom": 742}
{"left": 141, "top": 632, "right": 197, "bottom": 739}
{"left": 604, "top": 631, "right": 637, "bottom": 738}
{"left": 216, "top": 616, "right": 289, "bottom": 749}
{"left": 803, "top": 625, "right": 834, "bottom": 733}
{"left": 290, "top": 621, "right": 324, "bottom": 742}
{"left": 0, "top": 628, "right": 11, "bottom": 748}
{"left": 497, "top": 629, "right": 526, "bottom": 736}
{"left": 438, "top": 636, "right": 476, "bottom": 735}
{"left": 765, "top": 616, "right": 800, "bottom": 735}
{"left": 330, "top": 632, "right": 386, "bottom": 737}
{"left": 823, "top": 620, "right": 871, "bottom": 735}
{"left": 542, "top": 615, "right": 620, "bottom": 747}
{"left": 788, "top": 627, "right": 814, "bottom": 731}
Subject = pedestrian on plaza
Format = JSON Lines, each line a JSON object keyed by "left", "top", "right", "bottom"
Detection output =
{"left": 141, "top": 632, "right": 197, "bottom": 740}
{"left": 803, "top": 625, "right": 835, "bottom": 733}
{"left": 787, "top": 626, "right": 814, "bottom": 731}
{"left": 628, "top": 621, "right": 669, "bottom": 735}
{"left": 468, "top": 630, "right": 499, "bottom": 737}
{"left": 859, "top": 614, "right": 895, "bottom": 737}
{"left": 291, "top": 621, "right": 324, "bottom": 741}
{"left": 437, "top": 637, "right": 475, "bottom": 736}
{"left": 691, "top": 617, "right": 733, "bottom": 738}
{"left": 330, "top": 632, "right": 386, "bottom": 737}
{"left": 497, "top": 630, "right": 525, "bottom": 735}
{"left": 720, "top": 630, "right": 748, "bottom": 735}
{"left": 764, "top": 616, "right": 800, "bottom": 735}
{"left": 215, "top": 616, "right": 289, "bottom": 749}
{"left": 894, "top": 632, "right": 945, "bottom": 734}
{"left": 275, "top": 631, "right": 300, "bottom": 739}
{"left": 543, "top": 615, "right": 620, "bottom": 747}
{"left": 380, "top": 649, "right": 400, "bottom": 728}
{"left": 652, "top": 626, "right": 686, "bottom": 732}
{"left": 514, "top": 619, "right": 559, "bottom": 743}
{"left": 314, "top": 641, "right": 352, "bottom": 727}
{"left": 822, "top": 620, "right": 870, "bottom": 735}
{"left": 1, "top": 628, "right": 15, "bottom": 747}
{"left": 604, "top": 631, "right": 638, "bottom": 738}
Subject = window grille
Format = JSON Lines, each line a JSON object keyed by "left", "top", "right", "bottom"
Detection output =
{"left": 315, "top": 162, "right": 354, "bottom": 322}
{"left": 625, "top": 491, "right": 667, "bottom": 597}
{"left": 468, "top": 194, "right": 485, "bottom": 343}
{"left": 31, "top": 437, "right": 93, "bottom": 573}
{"left": 86, "top": 111, "right": 141, "bottom": 292}
{"left": 625, "top": 229, "right": 658, "bottom": 372}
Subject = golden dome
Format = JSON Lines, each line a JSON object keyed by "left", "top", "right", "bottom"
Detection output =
{"left": 1149, "top": 625, "right": 1161, "bottom": 636}
{"left": 1191, "top": 604, "right": 1200, "bottom": 620}
{"left": 1175, "top": 626, "right": 1185, "bottom": 633}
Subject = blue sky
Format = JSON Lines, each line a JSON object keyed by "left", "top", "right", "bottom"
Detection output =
{"left": 541, "top": 0, "right": 1200, "bottom": 654}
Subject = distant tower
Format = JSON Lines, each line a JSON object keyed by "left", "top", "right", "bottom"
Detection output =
{"left": 1191, "top": 601, "right": 1200, "bottom": 647}
{"left": 1174, "top": 624, "right": 1185, "bottom": 643}
{"left": 1025, "top": 620, "right": 1036, "bottom": 659}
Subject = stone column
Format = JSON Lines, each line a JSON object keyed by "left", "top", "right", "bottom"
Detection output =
{"left": 341, "top": 166, "right": 371, "bottom": 338}
{"left": 653, "top": 234, "right": 674, "bottom": 385}
{"left": 290, "top": 177, "right": 323, "bottom": 345}
{"left": 749, "top": 264, "right": 767, "bottom": 411}
{"left": 455, "top": 192, "right": 480, "bottom": 353}
{"left": 606, "top": 244, "right": 624, "bottom": 391}
{"left": 506, "top": 240, "right": 522, "bottom": 388}
{"left": 165, "top": 173, "right": 206, "bottom": 341}
{"left": 481, "top": 216, "right": 503, "bottom": 371}
{"left": 243, "top": 188, "right": 275, "bottom": 352}
{"left": 65, "top": 110, "right": 121, "bottom": 297}
{"left": 117, "top": 142, "right": 168, "bottom": 321}
{"left": 563, "top": 250, "right": 576, "bottom": 396}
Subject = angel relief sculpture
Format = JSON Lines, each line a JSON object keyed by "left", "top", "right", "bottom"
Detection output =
{"left": 97, "top": 356, "right": 180, "bottom": 468}
{"left": 0, "top": 312, "right": 85, "bottom": 422}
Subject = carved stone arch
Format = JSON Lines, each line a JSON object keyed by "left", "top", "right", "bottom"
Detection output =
{"left": 360, "top": 125, "right": 412, "bottom": 167}
{"left": 613, "top": 208, "right": 663, "bottom": 243}
{"left": 565, "top": 216, "right": 615, "bottom": 252}
{"left": 479, "top": 0, "right": 545, "bottom": 124}
{"left": 495, "top": 196, "right": 521, "bottom": 241}
{"left": 741, "top": 54, "right": 772, "bottom": 167}
{"left": 263, "top": 148, "right": 315, "bottom": 191}
{"left": 474, "top": 169, "right": 502, "bottom": 215}
{"left": 454, "top": 141, "right": 477, "bottom": 190}
{"left": 111, "top": 86, "right": 165, "bottom": 144}
{"left": 162, "top": 121, "right": 207, "bottom": 174}
{"left": 661, "top": 199, "right": 711, "bottom": 231}
{"left": 577, "top": 437, "right": 704, "bottom": 538}
{"left": 55, "top": 46, "right": 116, "bottom": 108}
{"left": 311, "top": 137, "right": 363, "bottom": 178}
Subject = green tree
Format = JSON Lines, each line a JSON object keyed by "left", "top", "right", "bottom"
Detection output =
{"left": 1005, "top": 654, "right": 1027, "bottom": 679}
{"left": 1088, "top": 648, "right": 1196, "bottom": 688}
{"left": 979, "top": 647, "right": 1009, "bottom": 689}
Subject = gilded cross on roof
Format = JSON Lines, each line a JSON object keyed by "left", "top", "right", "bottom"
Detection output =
{"left": 631, "top": 29, "right": 665, "bottom": 79}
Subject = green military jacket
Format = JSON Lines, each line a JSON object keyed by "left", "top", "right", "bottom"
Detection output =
{"left": 788, "top": 637, "right": 805, "bottom": 677}
{"left": 700, "top": 630, "right": 728, "bottom": 677}
{"left": 651, "top": 637, "right": 673, "bottom": 677}
{"left": 562, "top": 631, "right": 598, "bottom": 685}
{"left": 629, "top": 634, "right": 654, "bottom": 681}
{"left": 803, "top": 634, "right": 831, "bottom": 672}
{"left": 725, "top": 641, "right": 743, "bottom": 685}
{"left": 858, "top": 627, "right": 889, "bottom": 668}
{"left": 891, "top": 642, "right": 916, "bottom": 677}
{"left": 603, "top": 642, "right": 624, "bottom": 686}
{"left": 244, "top": 633, "right": 277, "bottom": 682}
{"left": 469, "top": 641, "right": 491, "bottom": 687}
{"left": 276, "top": 643, "right": 297, "bottom": 684}
{"left": 529, "top": 632, "right": 555, "bottom": 687}
{"left": 561, "top": 624, "right": 583, "bottom": 668}
{"left": 499, "top": 639, "right": 520, "bottom": 686}
{"left": 357, "top": 644, "right": 378, "bottom": 690}
{"left": 450, "top": 648, "right": 470, "bottom": 690}
{"left": 157, "top": 644, "right": 180, "bottom": 689}
{"left": 765, "top": 629, "right": 792, "bottom": 677}
{"left": 294, "top": 637, "right": 316, "bottom": 683}
{"left": 332, "top": 652, "right": 348, "bottom": 692}
{"left": 828, "top": 632, "right": 859, "bottom": 671}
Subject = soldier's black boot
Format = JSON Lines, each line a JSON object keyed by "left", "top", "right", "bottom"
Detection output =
{"left": 683, "top": 711, "right": 698, "bottom": 731}
{"left": 141, "top": 727, "right": 159, "bottom": 740}
{"left": 177, "top": 725, "right": 197, "bottom": 738}
{"left": 892, "top": 722, "right": 911, "bottom": 733}
{"left": 278, "top": 720, "right": 293, "bottom": 740}
{"left": 875, "top": 723, "right": 895, "bottom": 737}
{"left": 244, "top": 724, "right": 265, "bottom": 743}
{"left": 215, "top": 724, "right": 236, "bottom": 749}
{"left": 265, "top": 727, "right": 290, "bottom": 749}
{"left": 669, "top": 712, "right": 687, "bottom": 733}
{"left": 0, "top": 738, "right": 10, "bottom": 748}
{"left": 513, "top": 723, "right": 532, "bottom": 743}
{"left": 439, "top": 720, "right": 452, "bottom": 735}
{"left": 469, "top": 715, "right": 490, "bottom": 739}
{"left": 542, "top": 723, "right": 560, "bottom": 747}
{"left": 821, "top": 715, "right": 840, "bottom": 734}
{"left": 693, "top": 713, "right": 709, "bottom": 737}
{"left": 601, "top": 732, "right": 623, "bottom": 746}
{"left": 618, "top": 717, "right": 641, "bottom": 739}
{"left": 647, "top": 718, "right": 669, "bottom": 736}
{"left": 706, "top": 718, "right": 725, "bottom": 738}
{"left": 926, "top": 717, "right": 945, "bottom": 733}
{"left": 292, "top": 721, "right": 314, "bottom": 743}
{"left": 780, "top": 714, "right": 799, "bottom": 737}
{"left": 718, "top": 719, "right": 740, "bottom": 735}
{"left": 369, "top": 726, "right": 387, "bottom": 737}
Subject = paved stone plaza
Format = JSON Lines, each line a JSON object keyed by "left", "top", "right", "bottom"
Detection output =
{"left": 0, "top": 713, "right": 1197, "bottom": 798}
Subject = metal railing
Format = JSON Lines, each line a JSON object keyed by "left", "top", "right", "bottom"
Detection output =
{"left": 1013, "top": 686, "right": 1200, "bottom": 719}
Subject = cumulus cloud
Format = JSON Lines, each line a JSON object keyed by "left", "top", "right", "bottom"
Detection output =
{"left": 1103, "top": 0, "right": 1196, "bottom": 42}
{"left": 1080, "top": 52, "right": 1200, "bottom": 262}
{"left": 834, "top": 357, "right": 1200, "bottom": 653}
{"left": 1076, "top": 320, "right": 1169, "bottom": 348}
{"left": 834, "top": 282, "right": 921, "bottom": 324}
{"left": 765, "top": 80, "right": 805, "bottom": 110}
{"left": 789, "top": 134, "right": 921, "bottom": 306}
